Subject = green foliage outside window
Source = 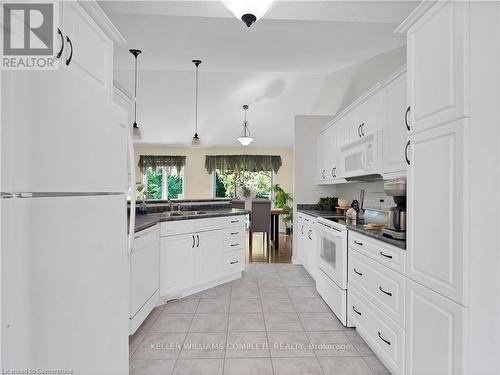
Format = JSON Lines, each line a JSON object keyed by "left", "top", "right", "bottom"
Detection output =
{"left": 214, "top": 169, "right": 272, "bottom": 199}
{"left": 144, "top": 167, "right": 183, "bottom": 200}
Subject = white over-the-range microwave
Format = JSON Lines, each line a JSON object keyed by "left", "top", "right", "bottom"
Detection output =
{"left": 340, "top": 130, "right": 383, "bottom": 180}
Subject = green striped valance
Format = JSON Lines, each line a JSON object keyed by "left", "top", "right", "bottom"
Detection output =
{"left": 205, "top": 155, "right": 282, "bottom": 173}
{"left": 138, "top": 155, "right": 186, "bottom": 173}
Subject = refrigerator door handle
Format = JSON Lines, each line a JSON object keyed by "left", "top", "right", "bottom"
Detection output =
{"left": 127, "top": 126, "right": 136, "bottom": 257}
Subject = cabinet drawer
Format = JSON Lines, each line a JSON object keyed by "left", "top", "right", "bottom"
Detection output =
{"left": 161, "top": 220, "right": 196, "bottom": 237}
{"left": 223, "top": 250, "right": 244, "bottom": 274}
{"left": 224, "top": 237, "right": 245, "bottom": 252}
{"left": 224, "top": 228, "right": 245, "bottom": 239}
{"left": 349, "top": 286, "right": 405, "bottom": 375}
{"left": 349, "top": 232, "right": 405, "bottom": 274}
{"left": 349, "top": 248, "right": 405, "bottom": 327}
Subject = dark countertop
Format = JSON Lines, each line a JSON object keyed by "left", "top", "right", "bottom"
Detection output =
{"left": 297, "top": 209, "right": 342, "bottom": 218}
{"left": 347, "top": 223, "right": 406, "bottom": 250}
{"left": 132, "top": 208, "right": 249, "bottom": 233}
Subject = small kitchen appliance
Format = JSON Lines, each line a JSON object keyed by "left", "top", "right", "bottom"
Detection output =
{"left": 382, "top": 177, "right": 407, "bottom": 240}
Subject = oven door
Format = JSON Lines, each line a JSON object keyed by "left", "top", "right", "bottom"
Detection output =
{"left": 316, "top": 221, "right": 347, "bottom": 289}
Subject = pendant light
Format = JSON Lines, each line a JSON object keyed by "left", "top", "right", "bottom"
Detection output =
{"left": 222, "top": 0, "right": 275, "bottom": 27}
{"left": 191, "top": 59, "right": 202, "bottom": 148}
{"left": 237, "top": 105, "right": 254, "bottom": 146}
{"left": 129, "top": 49, "right": 142, "bottom": 140}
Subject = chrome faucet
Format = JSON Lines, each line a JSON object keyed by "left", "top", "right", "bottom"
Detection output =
{"left": 167, "top": 199, "right": 174, "bottom": 211}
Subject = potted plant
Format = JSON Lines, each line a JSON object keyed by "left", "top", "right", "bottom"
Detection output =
{"left": 271, "top": 184, "right": 293, "bottom": 234}
{"left": 136, "top": 183, "right": 148, "bottom": 215}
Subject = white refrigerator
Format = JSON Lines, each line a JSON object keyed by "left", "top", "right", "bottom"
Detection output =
{"left": 1, "top": 68, "right": 130, "bottom": 374}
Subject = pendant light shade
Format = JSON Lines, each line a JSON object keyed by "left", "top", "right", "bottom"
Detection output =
{"left": 129, "top": 49, "right": 142, "bottom": 140}
{"left": 192, "top": 59, "right": 202, "bottom": 148}
{"left": 222, "top": 0, "right": 275, "bottom": 27}
{"left": 237, "top": 105, "right": 254, "bottom": 146}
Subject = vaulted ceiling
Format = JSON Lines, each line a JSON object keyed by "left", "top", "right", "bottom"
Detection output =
{"left": 100, "top": 1, "right": 416, "bottom": 147}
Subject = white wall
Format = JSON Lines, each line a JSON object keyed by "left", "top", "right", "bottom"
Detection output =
{"left": 311, "top": 47, "right": 406, "bottom": 115}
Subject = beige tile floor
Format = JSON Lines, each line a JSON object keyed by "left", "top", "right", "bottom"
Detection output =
{"left": 129, "top": 264, "right": 391, "bottom": 375}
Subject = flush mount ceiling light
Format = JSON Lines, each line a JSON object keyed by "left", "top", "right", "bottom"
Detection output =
{"left": 129, "top": 48, "right": 142, "bottom": 140}
{"left": 222, "top": 0, "right": 275, "bottom": 27}
{"left": 237, "top": 105, "right": 254, "bottom": 146}
{"left": 191, "top": 59, "right": 202, "bottom": 148}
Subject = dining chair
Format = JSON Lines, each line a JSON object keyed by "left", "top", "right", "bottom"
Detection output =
{"left": 249, "top": 199, "right": 271, "bottom": 253}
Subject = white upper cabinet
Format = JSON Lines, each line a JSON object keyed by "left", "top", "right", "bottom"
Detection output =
{"left": 345, "top": 104, "right": 364, "bottom": 143}
{"left": 406, "top": 120, "right": 469, "bottom": 305}
{"left": 404, "top": 1, "right": 469, "bottom": 132}
{"left": 63, "top": 1, "right": 114, "bottom": 94}
{"left": 383, "top": 69, "right": 408, "bottom": 176}
{"left": 363, "top": 89, "right": 384, "bottom": 137}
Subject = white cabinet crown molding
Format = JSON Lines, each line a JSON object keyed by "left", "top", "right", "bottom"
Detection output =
{"left": 78, "top": 0, "right": 126, "bottom": 44}
{"left": 394, "top": 1, "right": 437, "bottom": 33}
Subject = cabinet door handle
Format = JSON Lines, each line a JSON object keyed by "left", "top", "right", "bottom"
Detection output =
{"left": 354, "top": 268, "right": 363, "bottom": 276}
{"left": 65, "top": 36, "right": 73, "bottom": 65}
{"left": 192, "top": 235, "right": 195, "bottom": 248}
{"left": 378, "top": 331, "right": 391, "bottom": 346}
{"left": 56, "top": 28, "right": 64, "bottom": 58}
{"left": 358, "top": 124, "right": 362, "bottom": 137}
{"left": 379, "top": 251, "right": 393, "bottom": 259}
{"left": 331, "top": 167, "right": 335, "bottom": 177}
{"left": 196, "top": 234, "right": 200, "bottom": 247}
{"left": 360, "top": 123, "right": 365, "bottom": 136}
{"left": 230, "top": 243, "right": 239, "bottom": 247}
{"left": 354, "top": 240, "right": 363, "bottom": 246}
{"left": 352, "top": 306, "right": 362, "bottom": 316}
{"left": 405, "top": 106, "right": 411, "bottom": 131}
{"left": 308, "top": 230, "right": 312, "bottom": 240}
{"left": 379, "top": 286, "right": 393, "bottom": 296}
{"left": 405, "top": 140, "right": 410, "bottom": 165}
{"left": 301, "top": 225, "right": 304, "bottom": 234}
{"left": 230, "top": 260, "right": 239, "bottom": 265}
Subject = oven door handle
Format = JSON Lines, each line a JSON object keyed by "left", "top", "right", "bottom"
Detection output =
{"left": 317, "top": 222, "right": 342, "bottom": 233}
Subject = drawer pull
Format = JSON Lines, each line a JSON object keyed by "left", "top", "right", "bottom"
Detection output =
{"left": 354, "top": 240, "right": 363, "bottom": 246}
{"left": 352, "top": 306, "right": 362, "bottom": 316}
{"left": 230, "top": 260, "right": 239, "bottom": 265}
{"left": 230, "top": 243, "right": 239, "bottom": 247}
{"left": 378, "top": 331, "right": 391, "bottom": 346}
{"left": 379, "top": 251, "right": 393, "bottom": 259}
{"left": 353, "top": 268, "right": 363, "bottom": 276}
{"left": 379, "top": 286, "right": 393, "bottom": 296}
{"left": 230, "top": 220, "right": 239, "bottom": 223}
{"left": 230, "top": 232, "right": 239, "bottom": 235}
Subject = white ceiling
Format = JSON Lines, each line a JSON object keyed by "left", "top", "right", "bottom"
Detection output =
{"left": 101, "top": 1, "right": 416, "bottom": 147}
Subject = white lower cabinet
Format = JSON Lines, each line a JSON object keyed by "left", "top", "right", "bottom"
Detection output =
{"left": 160, "top": 234, "right": 196, "bottom": 296}
{"left": 405, "top": 279, "right": 466, "bottom": 375}
{"left": 349, "top": 286, "right": 405, "bottom": 375}
{"left": 160, "top": 216, "right": 246, "bottom": 299}
{"left": 348, "top": 233, "right": 406, "bottom": 374}
{"left": 296, "top": 213, "right": 317, "bottom": 279}
{"left": 195, "top": 230, "right": 223, "bottom": 285}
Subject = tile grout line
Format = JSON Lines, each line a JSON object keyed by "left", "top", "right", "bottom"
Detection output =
{"left": 170, "top": 298, "right": 200, "bottom": 375}
{"left": 258, "top": 269, "right": 276, "bottom": 375}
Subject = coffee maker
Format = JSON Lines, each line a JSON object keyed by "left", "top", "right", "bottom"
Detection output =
{"left": 382, "top": 177, "right": 407, "bottom": 240}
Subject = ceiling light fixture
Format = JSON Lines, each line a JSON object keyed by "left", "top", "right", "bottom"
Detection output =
{"left": 191, "top": 59, "right": 202, "bottom": 148}
{"left": 129, "top": 48, "right": 142, "bottom": 140}
{"left": 238, "top": 105, "right": 254, "bottom": 146}
{"left": 222, "top": 0, "right": 275, "bottom": 27}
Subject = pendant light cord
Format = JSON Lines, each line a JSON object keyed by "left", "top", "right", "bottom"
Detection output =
{"left": 195, "top": 63, "right": 199, "bottom": 135}
{"left": 134, "top": 55, "right": 138, "bottom": 124}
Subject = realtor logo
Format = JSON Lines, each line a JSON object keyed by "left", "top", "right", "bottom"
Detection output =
{"left": 2, "top": 2, "right": 58, "bottom": 69}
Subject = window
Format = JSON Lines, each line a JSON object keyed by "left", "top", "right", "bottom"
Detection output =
{"left": 142, "top": 167, "right": 184, "bottom": 200}
{"left": 214, "top": 169, "right": 273, "bottom": 199}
